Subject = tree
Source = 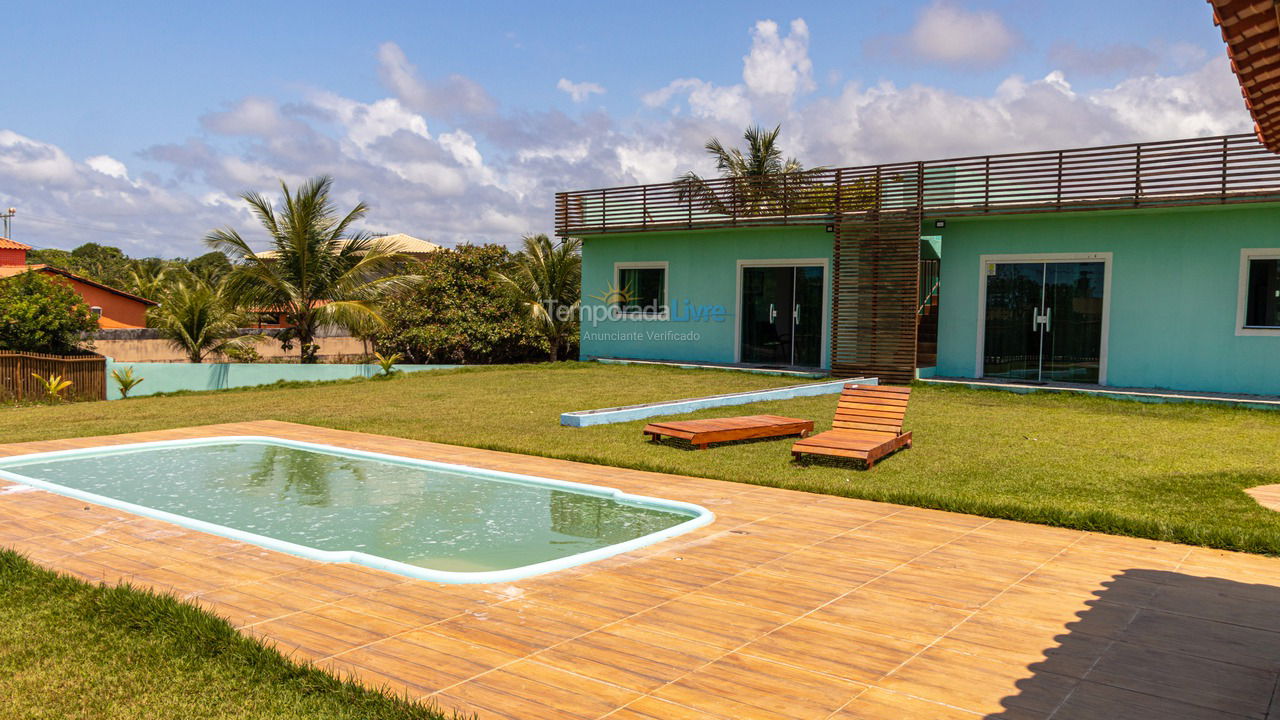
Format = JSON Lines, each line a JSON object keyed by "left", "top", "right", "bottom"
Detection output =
{"left": 675, "top": 124, "right": 821, "bottom": 217}
{"left": 373, "top": 244, "right": 547, "bottom": 364}
{"left": 28, "top": 243, "right": 132, "bottom": 288}
{"left": 186, "top": 251, "right": 232, "bottom": 285}
{"left": 493, "top": 234, "right": 581, "bottom": 362}
{"left": 125, "top": 259, "right": 173, "bottom": 303}
{"left": 149, "top": 281, "right": 256, "bottom": 363}
{"left": 0, "top": 271, "right": 97, "bottom": 354}
{"left": 206, "top": 176, "right": 414, "bottom": 363}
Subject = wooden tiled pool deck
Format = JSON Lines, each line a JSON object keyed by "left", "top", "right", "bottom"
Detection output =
{"left": 1, "top": 420, "right": 1278, "bottom": 719}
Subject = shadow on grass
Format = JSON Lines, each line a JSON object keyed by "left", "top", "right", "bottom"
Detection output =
{"left": 988, "top": 569, "right": 1280, "bottom": 718}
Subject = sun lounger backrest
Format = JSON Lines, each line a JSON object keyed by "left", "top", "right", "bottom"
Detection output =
{"left": 832, "top": 384, "right": 911, "bottom": 434}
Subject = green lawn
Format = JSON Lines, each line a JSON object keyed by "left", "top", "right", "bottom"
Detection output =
{"left": 0, "top": 550, "right": 455, "bottom": 720}
{"left": 2, "top": 361, "right": 1278, "bottom": 554}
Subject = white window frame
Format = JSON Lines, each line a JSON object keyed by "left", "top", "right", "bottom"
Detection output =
{"left": 613, "top": 261, "right": 669, "bottom": 320}
{"left": 976, "top": 252, "right": 1113, "bottom": 385}
{"left": 1236, "top": 248, "right": 1280, "bottom": 336}
{"left": 733, "top": 258, "right": 830, "bottom": 368}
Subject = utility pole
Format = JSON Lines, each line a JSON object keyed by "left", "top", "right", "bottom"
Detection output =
{"left": 0, "top": 208, "right": 13, "bottom": 239}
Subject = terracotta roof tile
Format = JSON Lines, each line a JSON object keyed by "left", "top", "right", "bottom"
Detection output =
{"left": 1210, "top": 0, "right": 1280, "bottom": 152}
{"left": 0, "top": 237, "right": 31, "bottom": 251}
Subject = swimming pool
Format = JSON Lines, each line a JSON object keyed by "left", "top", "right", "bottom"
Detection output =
{"left": 0, "top": 437, "right": 713, "bottom": 583}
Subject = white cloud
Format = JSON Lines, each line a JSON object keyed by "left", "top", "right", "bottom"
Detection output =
{"left": 310, "top": 92, "right": 430, "bottom": 148}
{"left": 0, "top": 130, "right": 79, "bottom": 185}
{"left": 615, "top": 143, "right": 682, "bottom": 184}
{"left": 1092, "top": 58, "right": 1247, "bottom": 138}
{"left": 644, "top": 78, "right": 753, "bottom": 127}
{"left": 885, "top": 1, "right": 1018, "bottom": 68}
{"left": 85, "top": 155, "right": 129, "bottom": 179}
{"left": 797, "top": 58, "right": 1250, "bottom": 166}
{"left": 201, "top": 97, "right": 290, "bottom": 136}
{"left": 743, "top": 19, "right": 814, "bottom": 99}
{"left": 557, "top": 78, "right": 605, "bottom": 103}
{"left": 376, "top": 41, "right": 495, "bottom": 118}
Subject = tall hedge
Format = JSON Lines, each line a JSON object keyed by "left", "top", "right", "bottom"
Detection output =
{"left": 0, "top": 271, "right": 98, "bottom": 354}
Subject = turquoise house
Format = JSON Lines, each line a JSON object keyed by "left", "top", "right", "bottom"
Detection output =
{"left": 560, "top": 134, "right": 1280, "bottom": 396}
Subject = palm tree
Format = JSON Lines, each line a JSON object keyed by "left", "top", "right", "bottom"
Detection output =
{"left": 493, "top": 234, "right": 581, "bottom": 362}
{"left": 151, "top": 281, "right": 256, "bottom": 363}
{"left": 125, "top": 259, "right": 172, "bottom": 302}
{"left": 675, "top": 124, "right": 818, "bottom": 217}
{"left": 206, "top": 176, "right": 413, "bottom": 363}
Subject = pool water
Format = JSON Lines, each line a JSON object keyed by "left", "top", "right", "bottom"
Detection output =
{"left": 0, "top": 438, "right": 711, "bottom": 582}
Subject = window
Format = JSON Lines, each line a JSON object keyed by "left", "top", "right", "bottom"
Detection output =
{"left": 1237, "top": 250, "right": 1280, "bottom": 335}
{"left": 1246, "top": 258, "right": 1280, "bottom": 328}
{"left": 616, "top": 264, "right": 666, "bottom": 316}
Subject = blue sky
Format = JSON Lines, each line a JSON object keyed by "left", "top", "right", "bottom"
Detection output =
{"left": 0, "top": 1, "right": 1251, "bottom": 256}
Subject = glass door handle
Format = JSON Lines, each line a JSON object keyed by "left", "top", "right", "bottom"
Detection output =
{"left": 1032, "top": 309, "right": 1038, "bottom": 331}
{"left": 793, "top": 304, "right": 800, "bottom": 324}
{"left": 1043, "top": 307, "right": 1051, "bottom": 332}
{"left": 770, "top": 304, "right": 777, "bottom": 321}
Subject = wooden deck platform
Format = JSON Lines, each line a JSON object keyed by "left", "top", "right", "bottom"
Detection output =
{"left": 643, "top": 414, "right": 813, "bottom": 450}
{"left": 1, "top": 420, "right": 1279, "bottom": 719}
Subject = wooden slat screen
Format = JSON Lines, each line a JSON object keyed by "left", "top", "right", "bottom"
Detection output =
{"left": 0, "top": 352, "right": 107, "bottom": 402}
{"left": 830, "top": 164, "right": 921, "bottom": 384}
{"left": 554, "top": 133, "right": 1280, "bottom": 237}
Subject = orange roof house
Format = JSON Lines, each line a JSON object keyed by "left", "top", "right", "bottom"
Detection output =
{"left": 0, "top": 237, "right": 31, "bottom": 267}
{"left": 0, "top": 239, "right": 158, "bottom": 329}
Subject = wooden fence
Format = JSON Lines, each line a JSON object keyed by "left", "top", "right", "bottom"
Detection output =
{"left": 0, "top": 352, "right": 107, "bottom": 402}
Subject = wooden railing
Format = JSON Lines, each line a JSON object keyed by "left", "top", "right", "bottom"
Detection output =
{"left": 555, "top": 134, "right": 1280, "bottom": 236}
{"left": 0, "top": 351, "right": 107, "bottom": 402}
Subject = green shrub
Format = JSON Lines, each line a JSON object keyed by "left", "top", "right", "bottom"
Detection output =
{"left": 373, "top": 245, "right": 547, "bottom": 364}
{"left": 0, "top": 271, "right": 98, "bottom": 353}
{"left": 111, "top": 366, "right": 145, "bottom": 397}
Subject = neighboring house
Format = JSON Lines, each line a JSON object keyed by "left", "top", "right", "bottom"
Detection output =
{"left": 248, "top": 232, "right": 440, "bottom": 329}
{"left": 0, "top": 238, "right": 158, "bottom": 328}
{"left": 251, "top": 232, "right": 442, "bottom": 262}
{"left": 558, "top": 132, "right": 1280, "bottom": 396}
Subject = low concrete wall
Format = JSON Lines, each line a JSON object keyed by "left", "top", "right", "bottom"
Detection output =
{"left": 104, "top": 359, "right": 461, "bottom": 400}
{"left": 560, "top": 377, "right": 875, "bottom": 427}
{"left": 90, "top": 328, "right": 367, "bottom": 363}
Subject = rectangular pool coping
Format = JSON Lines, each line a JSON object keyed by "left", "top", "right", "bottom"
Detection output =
{"left": 560, "top": 377, "right": 875, "bottom": 427}
{"left": 923, "top": 377, "right": 1280, "bottom": 411}
{"left": 0, "top": 435, "right": 713, "bottom": 584}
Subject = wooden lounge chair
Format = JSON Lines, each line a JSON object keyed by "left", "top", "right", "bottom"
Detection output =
{"left": 791, "top": 384, "right": 912, "bottom": 468}
{"left": 644, "top": 415, "right": 814, "bottom": 450}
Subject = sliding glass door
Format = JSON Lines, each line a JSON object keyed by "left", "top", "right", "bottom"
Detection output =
{"left": 741, "top": 265, "right": 824, "bottom": 368}
{"left": 983, "top": 260, "right": 1105, "bottom": 384}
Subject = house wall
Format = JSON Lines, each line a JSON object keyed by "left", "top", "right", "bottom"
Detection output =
{"left": 934, "top": 203, "right": 1280, "bottom": 395}
{"left": 43, "top": 271, "right": 151, "bottom": 328}
{"left": 92, "top": 330, "right": 368, "bottom": 363}
{"left": 103, "top": 359, "right": 459, "bottom": 399}
{"left": 0, "top": 248, "right": 26, "bottom": 266}
{"left": 579, "top": 226, "right": 834, "bottom": 367}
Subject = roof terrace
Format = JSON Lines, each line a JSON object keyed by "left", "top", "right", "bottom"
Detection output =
{"left": 555, "top": 133, "right": 1280, "bottom": 237}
